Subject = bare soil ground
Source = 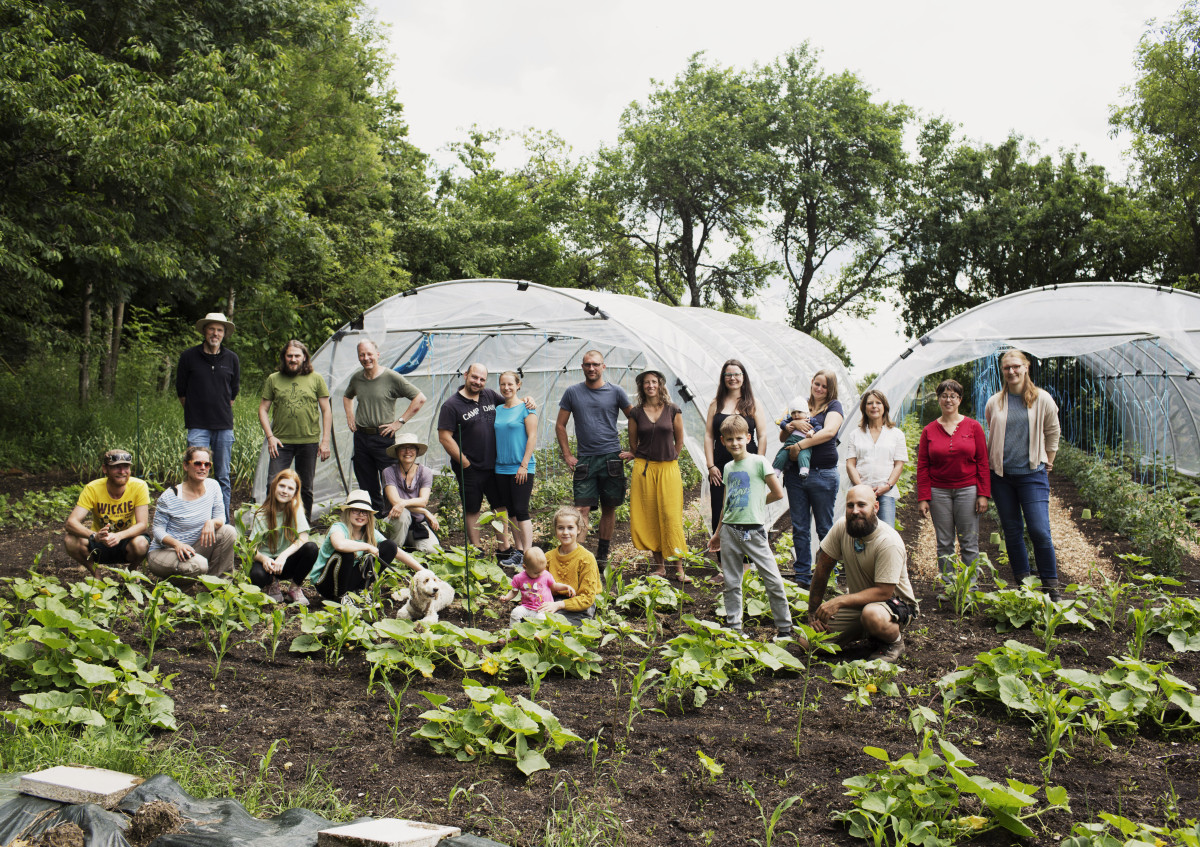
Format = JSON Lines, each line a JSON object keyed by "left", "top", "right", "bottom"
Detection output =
{"left": 1, "top": 471, "right": 1199, "bottom": 846}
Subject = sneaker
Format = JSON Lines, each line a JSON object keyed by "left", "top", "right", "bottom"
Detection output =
{"left": 867, "top": 635, "right": 904, "bottom": 664}
{"left": 772, "top": 630, "right": 794, "bottom": 643}
{"left": 798, "top": 467, "right": 809, "bottom": 478}
{"left": 285, "top": 585, "right": 309, "bottom": 607}
{"left": 265, "top": 581, "right": 283, "bottom": 603}
{"left": 496, "top": 547, "right": 514, "bottom": 563}
{"left": 506, "top": 549, "right": 525, "bottom": 568}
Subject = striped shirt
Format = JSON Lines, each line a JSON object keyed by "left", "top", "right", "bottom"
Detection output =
{"left": 150, "top": 479, "right": 224, "bottom": 550}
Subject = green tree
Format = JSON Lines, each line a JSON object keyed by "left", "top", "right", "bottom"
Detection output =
{"left": 595, "top": 53, "right": 774, "bottom": 309}
{"left": 1112, "top": 0, "right": 1200, "bottom": 288}
{"left": 758, "top": 45, "right": 911, "bottom": 333}
{"left": 896, "top": 125, "right": 1156, "bottom": 336}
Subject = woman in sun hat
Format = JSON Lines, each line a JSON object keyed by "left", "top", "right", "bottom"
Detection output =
{"left": 309, "top": 489, "right": 422, "bottom": 601}
{"left": 622, "top": 368, "right": 690, "bottom": 582}
{"left": 382, "top": 432, "right": 442, "bottom": 554}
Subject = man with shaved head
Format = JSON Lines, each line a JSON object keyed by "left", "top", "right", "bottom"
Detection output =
{"left": 437, "top": 363, "right": 512, "bottom": 551}
{"left": 343, "top": 339, "right": 426, "bottom": 515}
{"left": 806, "top": 484, "right": 919, "bottom": 662}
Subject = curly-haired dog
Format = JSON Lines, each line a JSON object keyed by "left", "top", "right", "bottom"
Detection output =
{"left": 395, "top": 569, "right": 455, "bottom": 623}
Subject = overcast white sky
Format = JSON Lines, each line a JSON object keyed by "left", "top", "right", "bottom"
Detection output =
{"left": 368, "top": 0, "right": 1180, "bottom": 378}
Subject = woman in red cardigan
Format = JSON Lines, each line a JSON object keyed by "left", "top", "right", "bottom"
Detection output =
{"left": 917, "top": 379, "right": 990, "bottom": 589}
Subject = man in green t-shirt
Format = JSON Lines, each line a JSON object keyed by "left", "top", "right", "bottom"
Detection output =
{"left": 343, "top": 339, "right": 426, "bottom": 515}
{"left": 807, "top": 484, "right": 920, "bottom": 663}
{"left": 258, "top": 340, "right": 332, "bottom": 519}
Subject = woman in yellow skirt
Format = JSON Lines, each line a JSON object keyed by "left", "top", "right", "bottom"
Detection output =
{"left": 621, "top": 369, "right": 690, "bottom": 582}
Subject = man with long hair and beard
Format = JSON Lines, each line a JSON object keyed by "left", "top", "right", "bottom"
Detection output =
{"left": 805, "top": 485, "right": 919, "bottom": 662}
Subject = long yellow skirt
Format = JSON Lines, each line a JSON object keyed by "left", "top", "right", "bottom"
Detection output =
{"left": 629, "top": 458, "right": 687, "bottom": 558}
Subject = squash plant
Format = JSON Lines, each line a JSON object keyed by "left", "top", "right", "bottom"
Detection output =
{"left": 413, "top": 679, "right": 582, "bottom": 776}
{"left": 0, "top": 596, "right": 176, "bottom": 731}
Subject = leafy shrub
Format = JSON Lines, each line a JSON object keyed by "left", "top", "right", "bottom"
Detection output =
{"left": 1055, "top": 444, "right": 1194, "bottom": 575}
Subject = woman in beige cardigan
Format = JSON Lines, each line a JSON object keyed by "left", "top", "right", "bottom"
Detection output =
{"left": 984, "top": 350, "right": 1062, "bottom": 600}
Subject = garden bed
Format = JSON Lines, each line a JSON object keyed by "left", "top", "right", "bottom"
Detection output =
{"left": 2, "top": 474, "right": 1200, "bottom": 846}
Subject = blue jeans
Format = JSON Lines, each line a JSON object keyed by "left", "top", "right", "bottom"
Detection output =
{"left": 783, "top": 466, "right": 839, "bottom": 585}
{"left": 187, "top": 428, "right": 234, "bottom": 522}
{"left": 991, "top": 469, "right": 1056, "bottom": 583}
{"left": 877, "top": 494, "right": 897, "bottom": 528}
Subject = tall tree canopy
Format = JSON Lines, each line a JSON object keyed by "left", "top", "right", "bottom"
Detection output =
{"left": 1112, "top": 0, "right": 1200, "bottom": 289}
{"left": 0, "top": 0, "right": 414, "bottom": 391}
{"left": 758, "top": 45, "right": 911, "bottom": 333}
{"left": 595, "top": 54, "right": 774, "bottom": 310}
{"left": 896, "top": 124, "right": 1155, "bottom": 336}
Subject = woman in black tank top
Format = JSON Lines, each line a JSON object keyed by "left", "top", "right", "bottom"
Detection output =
{"left": 704, "top": 359, "right": 772, "bottom": 582}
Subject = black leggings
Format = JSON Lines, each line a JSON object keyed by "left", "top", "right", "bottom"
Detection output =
{"left": 315, "top": 540, "right": 399, "bottom": 600}
{"left": 494, "top": 473, "right": 535, "bottom": 522}
{"left": 249, "top": 541, "right": 319, "bottom": 588}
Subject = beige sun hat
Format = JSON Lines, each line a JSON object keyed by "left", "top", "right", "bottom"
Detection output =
{"left": 386, "top": 432, "right": 428, "bottom": 459}
{"left": 195, "top": 312, "right": 235, "bottom": 335}
{"left": 338, "top": 489, "right": 374, "bottom": 512}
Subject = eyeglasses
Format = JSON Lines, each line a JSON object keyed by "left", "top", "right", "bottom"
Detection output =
{"left": 938, "top": 393, "right": 961, "bottom": 400}
{"left": 723, "top": 372, "right": 743, "bottom": 378}
{"left": 191, "top": 460, "right": 212, "bottom": 468}
{"left": 581, "top": 363, "right": 603, "bottom": 369}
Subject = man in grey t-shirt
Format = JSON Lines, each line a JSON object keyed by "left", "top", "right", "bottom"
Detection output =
{"left": 807, "top": 485, "right": 919, "bottom": 663}
{"left": 555, "top": 350, "right": 632, "bottom": 564}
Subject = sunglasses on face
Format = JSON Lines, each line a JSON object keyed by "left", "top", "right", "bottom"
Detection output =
{"left": 191, "top": 460, "right": 212, "bottom": 468}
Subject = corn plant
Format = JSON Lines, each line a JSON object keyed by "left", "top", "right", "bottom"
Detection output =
{"left": 741, "top": 782, "right": 801, "bottom": 847}
{"left": 1072, "top": 570, "right": 1137, "bottom": 631}
{"left": 413, "top": 679, "right": 582, "bottom": 776}
{"left": 940, "top": 553, "right": 989, "bottom": 617}
{"left": 614, "top": 657, "right": 664, "bottom": 739}
{"left": 192, "top": 576, "right": 270, "bottom": 680}
{"left": 793, "top": 623, "right": 838, "bottom": 748}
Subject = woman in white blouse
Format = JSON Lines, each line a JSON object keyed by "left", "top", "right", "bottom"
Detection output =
{"left": 845, "top": 390, "right": 908, "bottom": 528}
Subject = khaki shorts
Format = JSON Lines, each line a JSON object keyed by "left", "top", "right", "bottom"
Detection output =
{"left": 827, "top": 597, "right": 917, "bottom": 641}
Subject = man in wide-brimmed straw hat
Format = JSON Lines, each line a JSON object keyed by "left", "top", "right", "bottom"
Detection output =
{"left": 177, "top": 311, "right": 239, "bottom": 521}
{"left": 381, "top": 432, "right": 441, "bottom": 554}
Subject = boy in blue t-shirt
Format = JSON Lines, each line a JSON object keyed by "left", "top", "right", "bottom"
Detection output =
{"left": 707, "top": 414, "right": 794, "bottom": 639}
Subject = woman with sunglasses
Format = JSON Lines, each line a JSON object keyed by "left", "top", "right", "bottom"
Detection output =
{"left": 147, "top": 445, "right": 237, "bottom": 577}
{"left": 704, "top": 359, "right": 772, "bottom": 583}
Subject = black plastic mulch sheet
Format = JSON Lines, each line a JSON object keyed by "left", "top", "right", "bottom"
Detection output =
{"left": 0, "top": 773, "right": 507, "bottom": 846}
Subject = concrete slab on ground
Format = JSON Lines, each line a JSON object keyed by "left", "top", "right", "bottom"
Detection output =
{"left": 318, "top": 818, "right": 462, "bottom": 847}
{"left": 19, "top": 765, "right": 144, "bottom": 808}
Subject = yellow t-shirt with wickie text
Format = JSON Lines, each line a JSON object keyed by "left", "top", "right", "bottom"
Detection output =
{"left": 76, "top": 478, "right": 151, "bottom": 533}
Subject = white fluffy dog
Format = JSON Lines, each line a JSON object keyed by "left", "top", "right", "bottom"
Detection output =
{"left": 395, "top": 569, "right": 455, "bottom": 623}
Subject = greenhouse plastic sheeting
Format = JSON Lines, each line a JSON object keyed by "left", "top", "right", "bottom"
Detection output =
{"left": 254, "top": 279, "right": 853, "bottom": 527}
{"left": 0, "top": 773, "right": 508, "bottom": 847}
{"left": 853, "top": 282, "right": 1200, "bottom": 475}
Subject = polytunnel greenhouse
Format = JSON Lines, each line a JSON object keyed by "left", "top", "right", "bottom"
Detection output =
{"left": 859, "top": 282, "right": 1200, "bottom": 481}
{"left": 254, "top": 279, "right": 854, "bottom": 520}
